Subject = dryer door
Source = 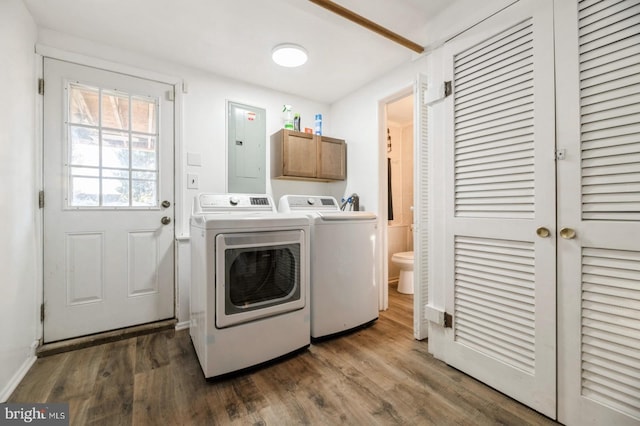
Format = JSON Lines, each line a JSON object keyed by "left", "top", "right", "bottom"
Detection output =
{"left": 215, "top": 230, "right": 306, "bottom": 328}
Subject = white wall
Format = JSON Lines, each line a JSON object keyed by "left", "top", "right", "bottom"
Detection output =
{"left": 0, "top": 0, "right": 39, "bottom": 402}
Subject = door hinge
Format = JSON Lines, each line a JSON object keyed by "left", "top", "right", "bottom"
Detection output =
{"left": 444, "top": 81, "right": 452, "bottom": 97}
{"left": 38, "top": 78, "right": 44, "bottom": 95}
{"left": 556, "top": 149, "right": 566, "bottom": 161}
{"left": 425, "top": 81, "right": 453, "bottom": 106}
{"left": 444, "top": 312, "right": 453, "bottom": 328}
{"left": 38, "top": 190, "right": 45, "bottom": 208}
{"left": 167, "top": 88, "right": 175, "bottom": 101}
{"left": 40, "top": 303, "right": 45, "bottom": 322}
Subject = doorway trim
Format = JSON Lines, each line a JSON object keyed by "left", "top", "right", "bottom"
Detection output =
{"left": 378, "top": 85, "right": 414, "bottom": 313}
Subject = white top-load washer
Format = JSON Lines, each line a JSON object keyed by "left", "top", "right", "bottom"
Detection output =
{"left": 278, "top": 195, "right": 378, "bottom": 340}
{"left": 190, "top": 193, "right": 310, "bottom": 379}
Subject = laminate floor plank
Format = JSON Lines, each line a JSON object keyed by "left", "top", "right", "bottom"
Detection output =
{"left": 8, "top": 351, "right": 70, "bottom": 402}
{"left": 166, "top": 331, "right": 218, "bottom": 425}
{"left": 49, "top": 344, "right": 106, "bottom": 401}
{"left": 86, "top": 339, "right": 135, "bottom": 426}
{"left": 9, "top": 288, "right": 558, "bottom": 425}
{"left": 317, "top": 333, "right": 470, "bottom": 425}
{"left": 134, "top": 331, "right": 171, "bottom": 374}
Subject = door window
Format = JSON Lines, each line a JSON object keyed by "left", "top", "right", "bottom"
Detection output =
{"left": 67, "top": 82, "right": 159, "bottom": 208}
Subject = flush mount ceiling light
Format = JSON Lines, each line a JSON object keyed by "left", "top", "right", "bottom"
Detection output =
{"left": 272, "top": 43, "right": 308, "bottom": 67}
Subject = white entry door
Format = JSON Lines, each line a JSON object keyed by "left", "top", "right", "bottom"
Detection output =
{"left": 556, "top": 1, "right": 640, "bottom": 424}
{"left": 440, "top": 0, "right": 556, "bottom": 417}
{"left": 43, "top": 58, "right": 175, "bottom": 343}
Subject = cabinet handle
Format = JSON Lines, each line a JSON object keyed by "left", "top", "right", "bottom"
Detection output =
{"left": 559, "top": 227, "right": 576, "bottom": 239}
{"left": 536, "top": 227, "right": 551, "bottom": 238}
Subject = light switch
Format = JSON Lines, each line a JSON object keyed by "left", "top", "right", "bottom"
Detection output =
{"left": 187, "top": 152, "right": 202, "bottom": 166}
{"left": 187, "top": 173, "right": 199, "bottom": 189}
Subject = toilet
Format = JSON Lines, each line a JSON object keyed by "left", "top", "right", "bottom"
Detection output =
{"left": 391, "top": 251, "right": 414, "bottom": 294}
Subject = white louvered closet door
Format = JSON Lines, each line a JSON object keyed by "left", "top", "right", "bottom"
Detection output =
{"left": 441, "top": 0, "right": 556, "bottom": 417}
{"left": 556, "top": 1, "right": 640, "bottom": 424}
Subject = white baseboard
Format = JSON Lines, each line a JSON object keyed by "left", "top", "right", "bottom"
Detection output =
{"left": 0, "top": 355, "right": 37, "bottom": 403}
{"left": 175, "top": 320, "right": 191, "bottom": 331}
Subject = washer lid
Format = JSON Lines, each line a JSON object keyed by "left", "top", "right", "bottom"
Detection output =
{"left": 316, "top": 211, "right": 377, "bottom": 221}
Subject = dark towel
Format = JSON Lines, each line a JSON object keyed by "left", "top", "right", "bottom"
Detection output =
{"left": 388, "top": 158, "right": 393, "bottom": 220}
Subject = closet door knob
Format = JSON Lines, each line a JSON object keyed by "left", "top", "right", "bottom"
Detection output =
{"left": 536, "top": 227, "right": 551, "bottom": 238}
{"left": 559, "top": 227, "right": 576, "bottom": 239}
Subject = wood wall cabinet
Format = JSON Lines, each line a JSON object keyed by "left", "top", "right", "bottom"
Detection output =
{"left": 271, "top": 129, "right": 346, "bottom": 181}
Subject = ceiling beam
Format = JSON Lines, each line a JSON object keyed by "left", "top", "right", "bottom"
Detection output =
{"left": 309, "top": 0, "right": 425, "bottom": 54}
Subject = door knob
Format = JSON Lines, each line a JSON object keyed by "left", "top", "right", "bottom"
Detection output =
{"left": 559, "top": 227, "right": 576, "bottom": 239}
{"left": 162, "top": 200, "right": 171, "bottom": 208}
{"left": 161, "top": 216, "right": 171, "bottom": 225}
{"left": 536, "top": 227, "right": 550, "bottom": 238}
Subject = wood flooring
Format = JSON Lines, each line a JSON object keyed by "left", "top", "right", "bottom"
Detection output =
{"left": 9, "top": 286, "right": 558, "bottom": 425}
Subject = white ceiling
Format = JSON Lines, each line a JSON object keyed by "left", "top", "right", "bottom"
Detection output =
{"left": 23, "top": 0, "right": 453, "bottom": 104}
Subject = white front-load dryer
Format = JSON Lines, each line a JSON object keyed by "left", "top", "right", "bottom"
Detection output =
{"left": 190, "top": 193, "right": 310, "bottom": 378}
{"left": 279, "top": 195, "right": 378, "bottom": 340}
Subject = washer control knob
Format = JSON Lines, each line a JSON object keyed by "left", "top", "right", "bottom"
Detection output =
{"left": 307, "top": 198, "right": 315, "bottom": 205}
{"left": 229, "top": 196, "right": 239, "bottom": 206}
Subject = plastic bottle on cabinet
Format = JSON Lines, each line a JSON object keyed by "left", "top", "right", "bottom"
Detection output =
{"left": 314, "top": 114, "right": 322, "bottom": 135}
{"left": 282, "top": 105, "right": 293, "bottom": 130}
{"left": 293, "top": 113, "right": 301, "bottom": 131}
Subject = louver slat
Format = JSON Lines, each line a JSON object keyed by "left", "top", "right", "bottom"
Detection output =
{"left": 581, "top": 246, "right": 640, "bottom": 419}
{"left": 454, "top": 19, "right": 535, "bottom": 219}
{"left": 454, "top": 236, "right": 536, "bottom": 374}
{"left": 580, "top": 1, "right": 640, "bottom": 221}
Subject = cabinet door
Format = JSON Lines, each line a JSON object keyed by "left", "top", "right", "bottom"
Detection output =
{"left": 317, "top": 135, "right": 346, "bottom": 180}
{"left": 283, "top": 131, "right": 316, "bottom": 178}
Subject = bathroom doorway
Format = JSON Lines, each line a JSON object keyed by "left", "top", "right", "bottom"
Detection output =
{"left": 384, "top": 93, "right": 414, "bottom": 327}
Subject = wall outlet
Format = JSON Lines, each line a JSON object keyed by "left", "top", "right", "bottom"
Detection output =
{"left": 187, "top": 173, "right": 199, "bottom": 189}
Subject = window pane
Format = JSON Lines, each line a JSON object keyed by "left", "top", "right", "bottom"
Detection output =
{"left": 70, "top": 126, "right": 99, "bottom": 167}
{"left": 132, "top": 134, "right": 157, "bottom": 170}
{"left": 66, "top": 82, "right": 161, "bottom": 209}
{"left": 102, "top": 178, "right": 129, "bottom": 206}
{"left": 103, "top": 169, "right": 129, "bottom": 179}
{"left": 132, "top": 179, "right": 157, "bottom": 206}
{"left": 101, "top": 90, "right": 129, "bottom": 130}
{"left": 71, "top": 177, "right": 99, "bottom": 206}
{"left": 71, "top": 167, "right": 99, "bottom": 177}
{"left": 132, "top": 97, "right": 157, "bottom": 133}
{"left": 102, "top": 130, "right": 129, "bottom": 168}
{"left": 132, "top": 171, "right": 156, "bottom": 180}
{"left": 69, "top": 84, "right": 99, "bottom": 126}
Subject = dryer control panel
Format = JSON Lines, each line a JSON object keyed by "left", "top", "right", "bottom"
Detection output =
{"left": 193, "top": 193, "right": 276, "bottom": 214}
{"left": 278, "top": 195, "right": 339, "bottom": 212}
